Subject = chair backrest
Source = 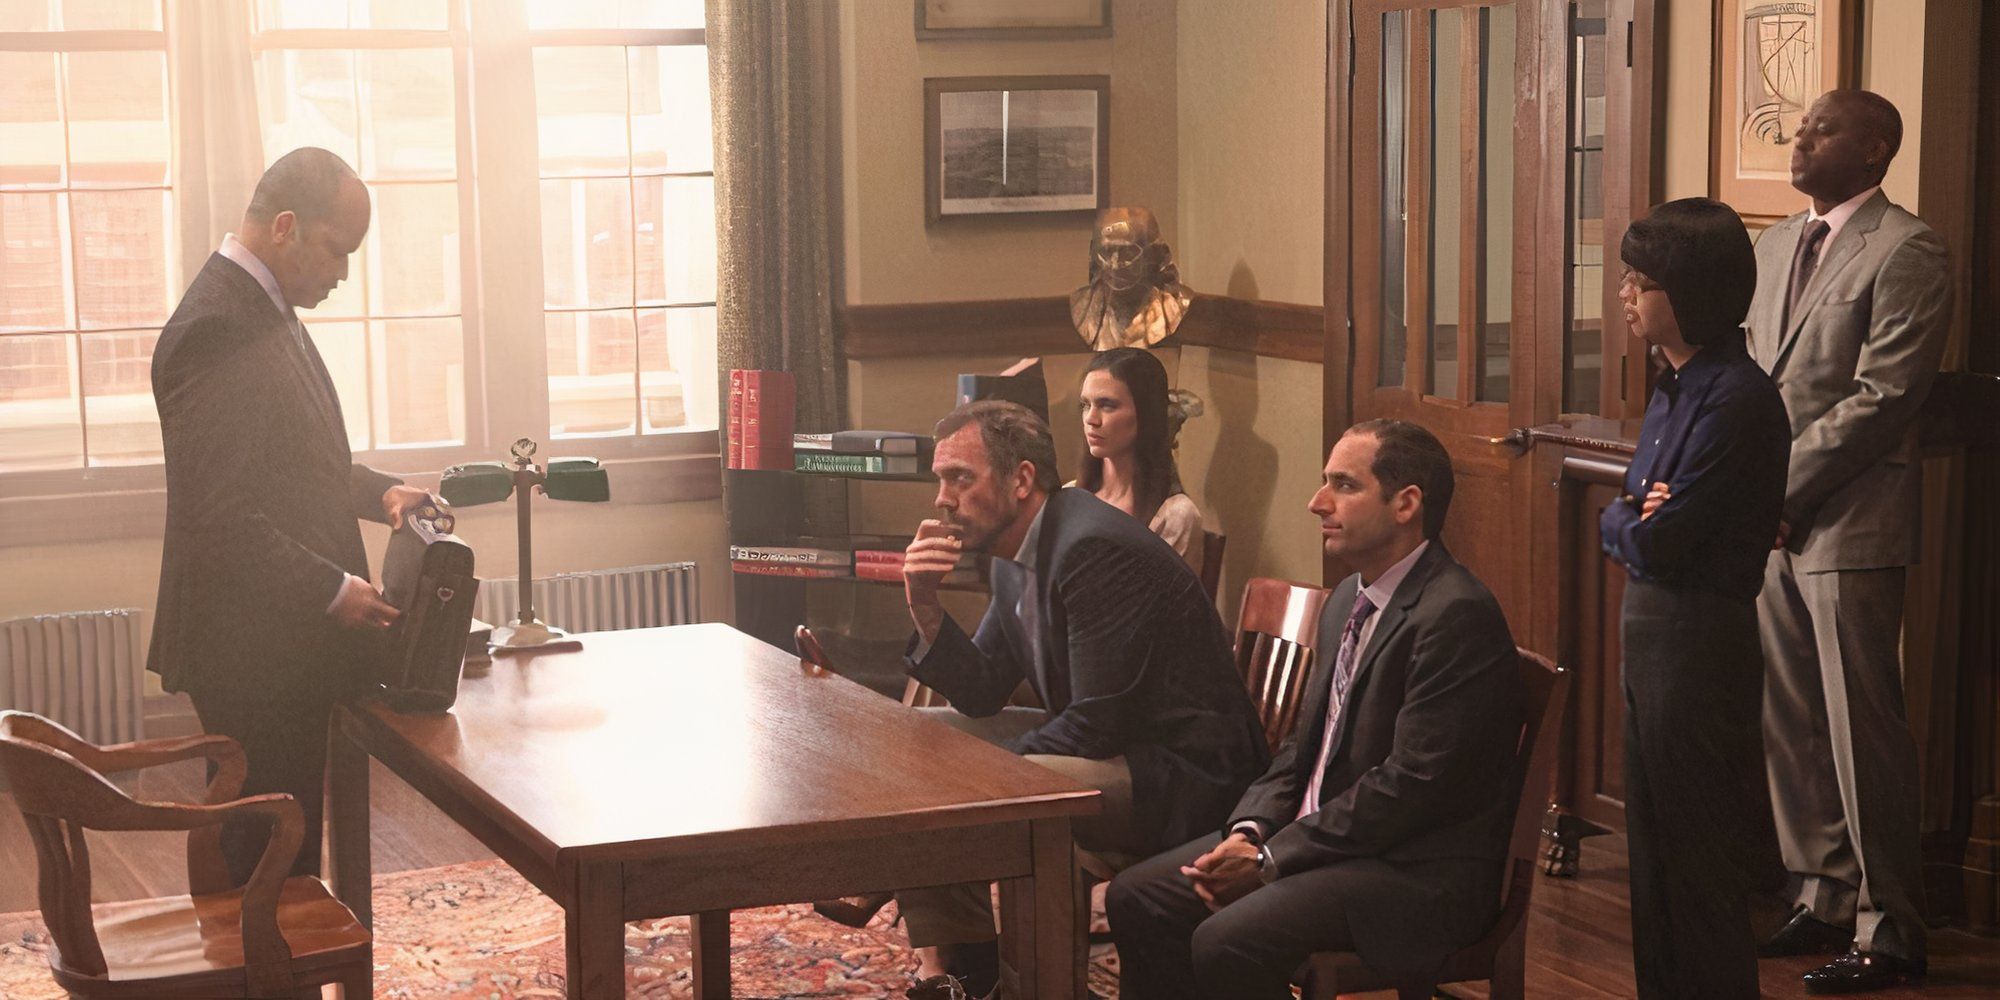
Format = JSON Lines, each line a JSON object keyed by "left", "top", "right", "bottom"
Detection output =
{"left": 795, "top": 625, "right": 948, "bottom": 707}
{"left": 1198, "top": 529, "right": 1226, "bottom": 604}
{"left": 1232, "top": 578, "right": 1332, "bottom": 752}
{"left": 1488, "top": 650, "right": 1570, "bottom": 939}
{"left": 0, "top": 711, "right": 134, "bottom": 977}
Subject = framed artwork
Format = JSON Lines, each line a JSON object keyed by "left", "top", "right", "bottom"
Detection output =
{"left": 924, "top": 75, "right": 1110, "bottom": 223}
{"left": 915, "top": 0, "right": 1112, "bottom": 41}
{"left": 1713, "top": 0, "right": 1862, "bottom": 219}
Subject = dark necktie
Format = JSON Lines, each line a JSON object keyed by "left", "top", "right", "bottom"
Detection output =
{"left": 1297, "top": 589, "right": 1379, "bottom": 820}
{"left": 1784, "top": 219, "right": 1832, "bottom": 329}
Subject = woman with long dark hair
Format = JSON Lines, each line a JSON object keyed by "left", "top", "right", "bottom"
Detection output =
{"left": 1599, "top": 197, "right": 1790, "bottom": 999}
{"left": 1074, "top": 347, "right": 1204, "bottom": 573}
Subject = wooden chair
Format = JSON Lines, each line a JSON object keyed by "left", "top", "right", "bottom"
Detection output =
{"left": 1296, "top": 649, "right": 1571, "bottom": 1000}
{"left": 795, "top": 624, "right": 946, "bottom": 707}
{"left": 1198, "top": 529, "right": 1227, "bottom": 605}
{"left": 0, "top": 710, "right": 371, "bottom": 1000}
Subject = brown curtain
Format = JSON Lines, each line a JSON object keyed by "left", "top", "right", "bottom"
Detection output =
{"left": 706, "top": 0, "right": 843, "bottom": 435}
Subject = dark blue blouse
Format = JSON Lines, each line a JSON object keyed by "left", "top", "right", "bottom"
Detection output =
{"left": 1599, "top": 333, "right": 1791, "bottom": 601}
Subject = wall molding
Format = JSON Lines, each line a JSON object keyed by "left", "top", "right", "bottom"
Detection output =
{"left": 839, "top": 293, "right": 1326, "bottom": 363}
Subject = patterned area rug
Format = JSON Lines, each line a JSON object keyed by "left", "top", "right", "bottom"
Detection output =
{"left": 0, "top": 858, "right": 1121, "bottom": 998}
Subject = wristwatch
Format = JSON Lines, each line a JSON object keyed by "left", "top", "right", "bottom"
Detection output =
{"left": 1255, "top": 842, "right": 1278, "bottom": 884}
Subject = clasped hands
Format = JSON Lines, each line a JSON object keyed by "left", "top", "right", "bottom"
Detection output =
{"left": 328, "top": 485, "right": 439, "bottom": 631}
{"left": 1179, "top": 832, "right": 1265, "bottom": 912}
{"left": 1640, "top": 481, "right": 1792, "bottom": 548}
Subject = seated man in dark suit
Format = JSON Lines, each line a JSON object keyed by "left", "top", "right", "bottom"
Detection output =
{"left": 1107, "top": 419, "right": 1524, "bottom": 1000}
{"left": 895, "top": 401, "right": 1269, "bottom": 995}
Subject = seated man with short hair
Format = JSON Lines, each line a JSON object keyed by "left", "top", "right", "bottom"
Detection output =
{"left": 896, "top": 401, "right": 1269, "bottom": 996}
{"left": 1108, "top": 419, "right": 1525, "bottom": 1000}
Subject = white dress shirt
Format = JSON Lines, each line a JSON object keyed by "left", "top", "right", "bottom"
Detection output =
{"left": 1806, "top": 185, "right": 1880, "bottom": 245}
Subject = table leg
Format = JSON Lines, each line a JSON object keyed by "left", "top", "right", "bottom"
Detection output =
{"left": 326, "top": 710, "right": 372, "bottom": 930}
{"left": 565, "top": 861, "right": 626, "bottom": 999}
{"left": 690, "top": 910, "right": 731, "bottom": 999}
{"left": 1003, "top": 817, "right": 1083, "bottom": 1000}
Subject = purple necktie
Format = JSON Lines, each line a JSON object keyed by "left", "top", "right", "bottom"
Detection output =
{"left": 1783, "top": 219, "right": 1832, "bottom": 330}
{"left": 1298, "top": 589, "right": 1379, "bottom": 820}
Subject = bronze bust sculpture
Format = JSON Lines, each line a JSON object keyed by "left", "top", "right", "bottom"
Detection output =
{"left": 1069, "top": 207, "right": 1193, "bottom": 350}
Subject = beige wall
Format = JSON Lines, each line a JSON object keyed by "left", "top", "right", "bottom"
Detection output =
{"left": 838, "top": 0, "right": 1179, "bottom": 305}
{"left": 1173, "top": 0, "right": 1326, "bottom": 305}
{"left": 1662, "top": 0, "right": 1929, "bottom": 210}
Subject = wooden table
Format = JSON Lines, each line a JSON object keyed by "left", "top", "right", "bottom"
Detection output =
{"left": 326, "top": 623, "right": 1099, "bottom": 999}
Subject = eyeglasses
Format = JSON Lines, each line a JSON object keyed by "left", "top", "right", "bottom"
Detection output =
{"left": 1619, "top": 267, "right": 1662, "bottom": 294}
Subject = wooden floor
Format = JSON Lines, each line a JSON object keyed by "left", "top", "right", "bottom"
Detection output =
{"left": 4, "top": 758, "right": 1995, "bottom": 998}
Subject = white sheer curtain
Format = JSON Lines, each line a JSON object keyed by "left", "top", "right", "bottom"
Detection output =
{"left": 166, "top": 0, "right": 263, "bottom": 282}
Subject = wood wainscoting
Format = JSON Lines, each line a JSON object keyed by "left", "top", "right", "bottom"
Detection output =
{"left": 839, "top": 293, "right": 1324, "bottom": 363}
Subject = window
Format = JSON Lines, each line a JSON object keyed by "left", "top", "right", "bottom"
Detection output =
{"left": 531, "top": 8, "right": 716, "bottom": 441}
{"left": 1, "top": 0, "right": 718, "bottom": 484}
{"left": 0, "top": 0, "right": 172, "bottom": 470}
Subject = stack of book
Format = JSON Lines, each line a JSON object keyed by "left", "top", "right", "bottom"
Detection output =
{"left": 726, "top": 369, "right": 796, "bottom": 469}
{"left": 793, "top": 429, "right": 933, "bottom": 476}
{"left": 729, "top": 543, "right": 852, "bottom": 578}
{"left": 853, "top": 547, "right": 984, "bottom": 587}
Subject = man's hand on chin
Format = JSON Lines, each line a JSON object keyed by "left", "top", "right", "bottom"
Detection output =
{"left": 381, "top": 484, "right": 434, "bottom": 528}
{"left": 1180, "top": 833, "right": 1265, "bottom": 912}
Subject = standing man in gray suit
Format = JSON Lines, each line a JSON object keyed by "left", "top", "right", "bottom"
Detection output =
{"left": 1747, "top": 90, "right": 1951, "bottom": 994}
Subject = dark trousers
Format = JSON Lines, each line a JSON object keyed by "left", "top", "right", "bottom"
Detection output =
{"left": 1621, "top": 580, "right": 1773, "bottom": 1000}
{"left": 190, "top": 690, "right": 337, "bottom": 885}
{"left": 1107, "top": 832, "right": 1360, "bottom": 1000}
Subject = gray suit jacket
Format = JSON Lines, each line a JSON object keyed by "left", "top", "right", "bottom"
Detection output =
{"left": 1746, "top": 191, "right": 1952, "bottom": 572}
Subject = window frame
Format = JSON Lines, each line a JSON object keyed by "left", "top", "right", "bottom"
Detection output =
{"left": 0, "top": 1, "right": 722, "bottom": 547}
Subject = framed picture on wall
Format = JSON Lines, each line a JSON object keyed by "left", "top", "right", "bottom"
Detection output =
{"left": 924, "top": 75, "right": 1110, "bottom": 223}
{"left": 915, "top": 0, "right": 1112, "bottom": 41}
{"left": 1712, "top": 0, "right": 1862, "bottom": 219}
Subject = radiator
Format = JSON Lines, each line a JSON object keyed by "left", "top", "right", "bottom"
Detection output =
{"left": 473, "top": 563, "right": 700, "bottom": 634}
{"left": 0, "top": 610, "right": 147, "bottom": 745}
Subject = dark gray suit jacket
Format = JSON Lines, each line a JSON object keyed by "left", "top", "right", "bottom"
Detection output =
{"left": 907, "top": 487, "right": 1269, "bottom": 856}
{"left": 1230, "top": 543, "right": 1523, "bottom": 979}
{"left": 149, "top": 253, "right": 399, "bottom": 705}
{"left": 1746, "top": 191, "right": 1952, "bottom": 571}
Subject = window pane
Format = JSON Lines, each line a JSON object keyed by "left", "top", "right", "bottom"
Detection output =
{"left": 357, "top": 0, "right": 446, "bottom": 29}
{"left": 0, "top": 3, "right": 52, "bottom": 30}
{"left": 635, "top": 175, "right": 713, "bottom": 305}
{"left": 59, "top": 0, "right": 160, "bottom": 31}
{"left": 529, "top": 0, "right": 703, "bottom": 30}
{"left": 1, "top": 193, "right": 70, "bottom": 331}
{"left": 81, "top": 328, "right": 161, "bottom": 465}
{"left": 65, "top": 51, "right": 169, "bottom": 187}
{"left": 368, "top": 182, "right": 458, "bottom": 316}
{"left": 1564, "top": 1, "right": 1607, "bottom": 414}
{"left": 371, "top": 317, "right": 463, "bottom": 447}
{"left": 358, "top": 49, "right": 455, "bottom": 181}
{"left": 306, "top": 320, "right": 370, "bottom": 451}
{"left": 548, "top": 310, "right": 636, "bottom": 438}
{"left": 1477, "top": 5, "right": 1516, "bottom": 403}
{"left": 535, "top": 47, "right": 630, "bottom": 177}
{"left": 630, "top": 45, "right": 711, "bottom": 174}
{"left": 1427, "top": 7, "right": 1463, "bottom": 399}
{"left": 72, "top": 189, "right": 171, "bottom": 330}
{"left": 639, "top": 306, "right": 714, "bottom": 433}
{"left": 0, "top": 333, "right": 82, "bottom": 470}
{"left": 541, "top": 178, "right": 633, "bottom": 309}
{"left": 254, "top": 0, "right": 347, "bottom": 30}
{"left": 1379, "top": 10, "right": 1408, "bottom": 389}
{"left": 0, "top": 52, "right": 65, "bottom": 188}
{"left": 256, "top": 49, "right": 360, "bottom": 169}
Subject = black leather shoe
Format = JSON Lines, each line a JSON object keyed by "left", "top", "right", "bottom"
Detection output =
{"left": 1802, "top": 948, "right": 1926, "bottom": 994}
{"left": 1760, "top": 905, "right": 1854, "bottom": 957}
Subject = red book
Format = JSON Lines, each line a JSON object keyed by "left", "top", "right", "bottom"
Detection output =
{"left": 853, "top": 551, "right": 905, "bottom": 565}
{"left": 741, "top": 372, "right": 763, "bottom": 470}
{"left": 732, "top": 560, "right": 847, "bottom": 579}
{"left": 755, "top": 371, "right": 796, "bottom": 470}
{"left": 727, "top": 369, "right": 745, "bottom": 468}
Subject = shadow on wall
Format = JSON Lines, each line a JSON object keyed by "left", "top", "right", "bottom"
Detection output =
{"left": 1196, "top": 348, "right": 1284, "bottom": 623}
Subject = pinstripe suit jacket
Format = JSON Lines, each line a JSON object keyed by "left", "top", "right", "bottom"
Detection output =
{"left": 148, "top": 253, "right": 399, "bottom": 704}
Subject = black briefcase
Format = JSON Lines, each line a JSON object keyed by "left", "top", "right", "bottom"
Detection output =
{"left": 377, "top": 504, "right": 478, "bottom": 712}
